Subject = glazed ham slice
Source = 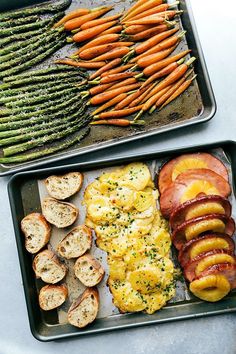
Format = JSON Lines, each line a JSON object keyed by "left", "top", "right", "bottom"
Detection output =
{"left": 160, "top": 169, "right": 231, "bottom": 218}
{"left": 170, "top": 195, "right": 231, "bottom": 229}
{"left": 183, "top": 249, "right": 236, "bottom": 282}
{"left": 172, "top": 214, "right": 235, "bottom": 250}
{"left": 158, "top": 152, "right": 229, "bottom": 194}
{"left": 178, "top": 233, "right": 235, "bottom": 268}
{"left": 195, "top": 263, "right": 236, "bottom": 289}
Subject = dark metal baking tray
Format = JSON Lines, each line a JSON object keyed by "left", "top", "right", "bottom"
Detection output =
{"left": 8, "top": 140, "right": 236, "bottom": 342}
{"left": 0, "top": 0, "right": 216, "bottom": 176}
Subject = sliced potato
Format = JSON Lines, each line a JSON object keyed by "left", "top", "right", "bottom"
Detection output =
{"left": 134, "top": 191, "right": 155, "bottom": 212}
{"left": 87, "top": 196, "right": 119, "bottom": 223}
{"left": 120, "top": 162, "right": 151, "bottom": 191}
{"left": 110, "top": 186, "right": 135, "bottom": 211}
{"left": 128, "top": 266, "right": 161, "bottom": 294}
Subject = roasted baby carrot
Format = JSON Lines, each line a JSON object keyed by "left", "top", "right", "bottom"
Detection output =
{"left": 72, "top": 21, "right": 117, "bottom": 42}
{"left": 91, "top": 72, "right": 138, "bottom": 85}
{"left": 91, "top": 46, "right": 130, "bottom": 62}
{"left": 141, "top": 58, "right": 185, "bottom": 88}
{"left": 79, "top": 42, "right": 134, "bottom": 60}
{"left": 54, "top": 59, "right": 106, "bottom": 69}
{"left": 129, "top": 82, "right": 156, "bottom": 107}
{"left": 124, "top": 15, "right": 167, "bottom": 26}
{"left": 123, "top": 0, "right": 164, "bottom": 22}
{"left": 90, "top": 83, "right": 142, "bottom": 105}
{"left": 94, "top": 106, "right": 143, "bottom": 119}
{"left": 89, "top": 58, "right": 122, "bottom": 80}
{"left": 90, "top": 119, "right": 145, "bottom": 126}
{"left": 125, "top": 11, "right": 182, "bottom": 25}
{"left": 134, "top": 27, "right": 179, "bottom": 56}
{"left": 53, "top": 8, "right": 90, "bottom": 28}
{"left": 92, "top": 93, "right": 128, "bottom": 115}
{"left": 134, "top": 86, "right": 171, "bottom": 119}
{"left": 135, "top": 57, "right": 196, "bottom": 118}
{"left": 115, "top": 84, "right": 152, "bottom": 110}
{"left": 134, "top": 31, "right": 185, "bottom": 65}
{"left": 126, "top": 23, "right": 175, "bottom": 42}
{"left": 122, "top": 0, "right": 151, "bottom": 19}
{"left": 71, "top": 34, "right": 120, "bottom": 57}
{"left": 137, "top": 45, "right": 177, "bottom": 68}
{"left": 159, "top": 74, "right": 197, "bottom": 109}
{"left": 97, "top": 25, "right": 123, "bottom": 36}
{"left": 143, "top": 49, "right": 191, "bottom": 76}
{"left": 123, "top": 24, "right": 154, "bottom": 35}
{"left": 89, "top": 83, "right": 114, "bottom": 96}
{"left": 129, "top": 2, "right": 179, "bottom": 21}
{"left": 109, "top": 77, "right": 137, "bottom": 90}
{"left": 64, "top": 6, "right": 113, "bottom": 31}
{"left": 80, "top": 13, "right": 122, "bottom": 30}
{"left": 100, "top": 63, "right": 133, "bottom": 77}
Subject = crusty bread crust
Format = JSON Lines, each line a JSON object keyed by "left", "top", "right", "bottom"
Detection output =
{"left": 74, "top": 254, "right": 105, "bottom": 287}
{"left": 57, "top": 225, "right": 92, "bottom": 259}
{"left": 39, "top": 284, "right": 68, "bottom": 311}
{"left": 32, "top": 249, "right": 67, "bottom": 284}
{"left": 21, "top": 212, "right": 51, "bottom": 254}
{"left": 68, "top": 288, "right": 99, "bottom": 328}
{"left": 42, "top": 197, "right": 79, "bottom": 228}
{"left": 45, "top": 172, "right": 83, "bottom": 200}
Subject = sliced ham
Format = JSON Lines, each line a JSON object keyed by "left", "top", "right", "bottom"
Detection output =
{"left": 196, "top": 263, "right": 236, "bottom": 289}
{"left": 172, "top": 214, "right": 235, "bottom": 250}
{"left": 178, "top": 233, "right": 235, "bottom": 268}
{"left": 159, "top": 169, "right": 231, "bottom": 218}
{"left": 184, "top": 249, "right": 235, "bottom": 282}
{"left": 170, "top": 195, "right": 231, "bottom": 229}
{"left": 158, "top": 152, "right": 229, "bottom": 194}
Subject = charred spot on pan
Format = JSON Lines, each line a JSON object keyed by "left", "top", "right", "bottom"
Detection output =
{"left": 168, "top": 112, "right": 181, "bottom": 121}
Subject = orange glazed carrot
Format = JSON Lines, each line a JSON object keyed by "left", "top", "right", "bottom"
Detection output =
{"left": 64, "top": 6, "right": 113, "bottom": 31}
{"left": 72, "top": 21, "right": 117, "bottom": 42}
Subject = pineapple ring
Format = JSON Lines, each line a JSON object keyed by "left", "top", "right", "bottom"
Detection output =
{"left": 172, "top": 158, "right": 207, "bottom": 180}
{"left": 195, "top": 254, "right": 235, "bottom": 276}
{"left": 186, "top": 202, "right": 225, "bottom": 220}
{"left": 180, "top": 180, "right": 220, "bottom": 204}
{"left": 190, "top": 275, "right": 230, "bottom": 302}
{"left": 190, "top": 238, "right": 231, "bottom": 260}
{"left": 185, "top": 219, "right": 226, "bottom": 241}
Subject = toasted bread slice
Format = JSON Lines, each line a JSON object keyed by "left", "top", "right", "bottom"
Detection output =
{"left": 74, "top": 254, "right": 105, "bottom": 287}
{"left": 42, "top": 197, "right": 78, "bottom": 228}
{"left": 21, "top": 213, "right": 51, "bottom": 254}
{"left": 45, "top": 172, "right": 83, "bottom": 200}
{"left": 57, "top": 225, "right": 92, "bottom": 259}
{"left": 39, "top": 284, "right": 68, "bottom": 311}
{"left": 33, "top": 249, "right": 67, "bottom": 284}
{"left": 68, "top": 288, "right": 99, "bottom": 328}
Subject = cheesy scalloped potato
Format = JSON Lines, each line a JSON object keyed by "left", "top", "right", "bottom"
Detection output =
{"left": 84, "top": 163, "right": 175, "bottom": 314}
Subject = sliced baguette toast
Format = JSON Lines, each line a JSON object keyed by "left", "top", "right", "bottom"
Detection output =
{"left": 57, "top": 225, "right": 92, "bottom": 259}
{"left": 42, "top": 197, "right": 78, "bottom": 228}
{"left": 74, "top": 254, "right": 105, "bottom": 287}
{"left": 33, "top": 249, "right": 67, "bottom": 284}
{"left": 68, "top": 288, "right": 99, "bottom": 328}
{"left": 39, "top": 284, "right": 68, "bottom": 311}
{"left": 21, "top": 213, "right": 51, "bottom": 254}
{"left": 45, "top": 172, "right": 83, "bottom": 200}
